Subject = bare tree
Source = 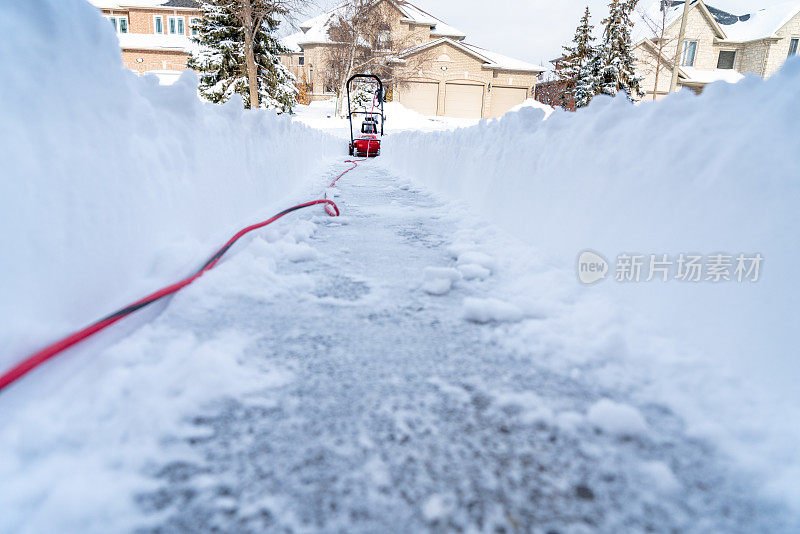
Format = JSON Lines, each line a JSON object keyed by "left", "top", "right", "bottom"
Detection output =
{"left": 636, "top": 0, "right": 679, "bottom": 100}
{"left": 325, "top": 0, "right": 433, "bottom": 115}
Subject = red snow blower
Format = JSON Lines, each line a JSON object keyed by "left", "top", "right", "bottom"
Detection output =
{"left": 347, "top": 74, "right": 385, "bottom": 158}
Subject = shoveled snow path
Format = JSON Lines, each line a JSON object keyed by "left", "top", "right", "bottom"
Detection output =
{"left": 1, "top": 162, "right": 792, "bottom": 533}
{"left": 129, "top": 162, "right": 789, "bottom": 533}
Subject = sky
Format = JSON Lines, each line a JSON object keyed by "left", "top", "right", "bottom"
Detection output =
{"left": 309, "top": 0, "right": 618, "bottom": 67}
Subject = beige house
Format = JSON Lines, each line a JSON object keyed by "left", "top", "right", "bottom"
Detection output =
{"left": 633, "top": 0, "right": 800, "bottom": 100}
{"left": 279, "top": 0, "right": 546, "bottom": 118}
{"left": 89, "top": 0, "right": 202, "bottom": 85}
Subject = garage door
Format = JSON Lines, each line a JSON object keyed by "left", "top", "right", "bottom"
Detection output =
{"left": 398, "top": 81, "right": 439, "bottom": 116}
{"left": 489, "top": 86, "right": 528, "bottom": 118}
{"left": 444, "top": 83, "right": 484, "bottom": 119}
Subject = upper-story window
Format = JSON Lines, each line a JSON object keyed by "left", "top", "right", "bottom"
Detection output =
{"left": 168, "top": 16, "right": 185, "bottom": 35}
{"left": 376, "top": 29, "right": 391, "bottom": 50}
{"left": 681, "top": 40, "right": 697, "bottom": 67}
{"left": 299, "top": 56, "right": 305, "bottom": 66}
{"left": 154, "top": 15, "right": 164, "bottom": 34}
{"left": 106, "top": 16, "right": 129, "bottom": 34}
{"left": 789, "top": 38, "right": 799, "bottom": 58}
{"left": 190, "top": 18, "right": 201, "bottom": 37}
{"left": 717, "top": 50, "right": 736, "bottom": 70}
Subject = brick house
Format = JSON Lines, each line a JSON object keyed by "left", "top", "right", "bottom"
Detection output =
{"left": 279, "top": 0, "right": 546, "bottom": 118}
{"left": 633, "top": 0, "right": 800, "bottom": 100}
{"left": 89, "top": 0, "right": 202, "bottom": 85}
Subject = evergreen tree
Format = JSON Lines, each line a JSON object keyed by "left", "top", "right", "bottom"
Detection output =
{"left": 559, "top": 6, "right": 597, "bottom": 108}
{"left": 596, "top": 0, "right": 643, "bottom": 100}
{"left": 574, "top": 54, "right": 601, "bottom": 108}
{"left": 189, "top": 0, "right": 297, "bottom": 112}
{"left": 574, "top": 0, "right": 643, "bottom": 107}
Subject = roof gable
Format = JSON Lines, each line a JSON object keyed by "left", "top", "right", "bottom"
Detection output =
{"left": 399, "top": 37, "right": 545, "bottom": 72}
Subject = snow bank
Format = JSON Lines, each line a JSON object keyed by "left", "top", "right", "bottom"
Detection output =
{"left": 383, "top": 64, "right": 800, "bottom": 508}
{"left": 0, "top": 0, "right": 338, "bottom": 372}
{"left": 508, "top": 98, "right": 554, "bottom": 119}
{"left": 383, "top": 65, "right": 800, "bottom": 382}
{"left": 292, "top": 99, "right": 481, "bottom": 137}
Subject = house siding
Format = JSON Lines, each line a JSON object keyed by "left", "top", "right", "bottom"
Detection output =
{"left": 121, "top": 49, "right": 189, "bottom": 74}
{"left": 666, "top": 5, "right": 723, "bottom": 70}
{"left": 765, "top": 12, "right": 800, "bottom": 76}
{"left": 634, "top": 1, "right": 800, "bottom": 99}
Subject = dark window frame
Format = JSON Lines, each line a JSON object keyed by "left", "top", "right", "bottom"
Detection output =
{"left": 717, "top": 50, "right": 736, "bottom": 69}
{"left": 789, "top": 38, "right": 799, "bottom": 58}
{"left": 681, "top": 40, "right": 698, "bottom": 67}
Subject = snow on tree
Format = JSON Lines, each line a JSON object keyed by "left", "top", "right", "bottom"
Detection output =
{"left": 189, "top": 0, "right": 298, "bottom": 112}
{"left": 574, "top": 55, "right": 601, "bottom": 108}
{"left": 597, "top": 0, "right": 644, "bottom": 100}
{"left": 559, "top": 6, "right": 598, "bottom": 108}
{"left": 575, "top": 0, "right": 643, "bottom": 107}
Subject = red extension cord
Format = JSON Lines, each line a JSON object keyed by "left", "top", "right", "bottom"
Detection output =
{"left": 0, "top": 155, "right": 371, "bottom": 393}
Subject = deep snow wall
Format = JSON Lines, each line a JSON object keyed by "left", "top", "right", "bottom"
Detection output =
{"left": 0, "top": 0, "right": 339, "bottom": 369}
{"left": 383, "top": 65, "right": 800, "bottom": 508}
{"left": 383, "top": 65, "right": 800, "bottom": 387}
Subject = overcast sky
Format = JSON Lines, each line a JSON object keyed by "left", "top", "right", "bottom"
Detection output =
{"left": 309, "top": 0, "right": 616, "bottom": 68}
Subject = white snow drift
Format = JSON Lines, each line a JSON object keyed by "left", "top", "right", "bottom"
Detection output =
{"left": 383, "top": 63, "right": 800, "bottom": 510}
{"left": 0, "top": 0, "right": 339, "bottom": 372}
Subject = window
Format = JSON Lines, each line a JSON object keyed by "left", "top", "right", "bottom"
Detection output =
{"left": 376, "top": 29, "right": 391, "bottom": 50}
{"left": 681, "top": 40, "right": 697, "bottom": 66}
{"left": 167, "top": 16, "right": 185, "bottom": 35}
{"left": 299, "top": 56, "right": 305, "bottom": 66}
{"left": 190, "top": 17, "right": 201, "bottom": 36}
{"left": 717, "top": 50, "right": 736, "bottom": 69}
{"left": 105, "top": 16, "right": 128, "bottom": 34}
{"left": 154, "top": 16, "right": 164, "bottom": 34}
{"left": 789, "top": 38, "right": 799, "bottom": 58}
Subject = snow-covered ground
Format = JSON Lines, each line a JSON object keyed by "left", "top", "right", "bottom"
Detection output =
{"left": 291, "top": 98, "right": 525, "bottom": 138}
{"left": 1, "top": 0, "right": 799, "bottom": 532}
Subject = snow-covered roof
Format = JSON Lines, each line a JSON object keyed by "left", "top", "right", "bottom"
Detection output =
{"left": 282, "top": 0, "right": 466, "bottom": 51}
{"left": 633, "top": 0, "right": 800, "bottom": 43}
{"left": 281, "top": 31, "right": 304, "bottom": 53}
{"left": 460, "top": 43, "right": 547, "bottom": 72}
{"left": 710, "top": 1, "right": 800, "bottom": 41}
{"left": 391, "top": 1, "right": 466, "bottom": 39}
{"left": 87, "top": 0, "right": 199, "bottom": 10}
{"left": 117, "top": 33, "right": 198, "bottom": 53}
{"left": 399, "top": 37, "right": 546, "bottom": 73}
{"left": 680, "top": 66, "right": 745, "bottom": 84}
